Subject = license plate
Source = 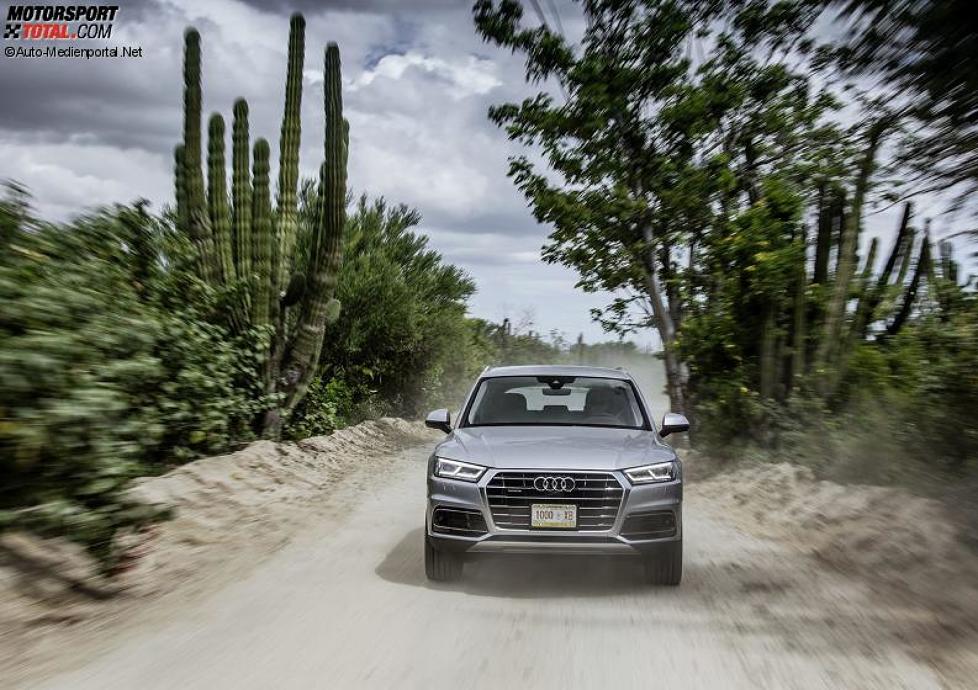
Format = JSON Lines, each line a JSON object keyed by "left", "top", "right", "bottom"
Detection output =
{"left": 531, "top": 504, "right": 576, "bottom": 529}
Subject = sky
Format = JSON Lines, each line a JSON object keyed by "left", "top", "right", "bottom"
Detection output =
{"left": 0, "top": 0, "right": 970, "bottom": 351}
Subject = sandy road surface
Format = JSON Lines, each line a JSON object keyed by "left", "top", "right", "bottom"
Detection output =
{"left": 32, "top": 444, "right": 947, "bottom": 690}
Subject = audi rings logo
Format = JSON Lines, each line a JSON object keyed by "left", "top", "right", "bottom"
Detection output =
{"left": 533, "top": 476, "right": 576, "bottom": 493}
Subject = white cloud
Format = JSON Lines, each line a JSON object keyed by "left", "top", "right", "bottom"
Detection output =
{"left": 0, "top": 136, "right": 171, "bottom": 219}
{"left": 349, "top": 52, "right": 501, "bottom": 100}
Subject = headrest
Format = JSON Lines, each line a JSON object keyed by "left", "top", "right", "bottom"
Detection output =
{"left": 497, "top": 392, "right": 528, "bottom": 416}
{"left": 585, "top": 387, "right": 622, "bottom": 412}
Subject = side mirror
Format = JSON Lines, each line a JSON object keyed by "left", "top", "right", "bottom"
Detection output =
{"left": 660, "top": 412, "right": 689, "bottom": 438}
{"left": 425, "top": 408, "right": 452, "bottom": 434}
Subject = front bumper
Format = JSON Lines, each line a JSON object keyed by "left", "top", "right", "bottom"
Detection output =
{"left": 426, "top": 467, "right": 682, "bottom": 556}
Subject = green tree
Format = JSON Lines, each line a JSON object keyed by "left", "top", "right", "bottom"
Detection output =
{"left": 473, "top": 0, "right": 832, "bottom": 413}
{"left": 474, "top": 0, "right": 712, "bottom": 412}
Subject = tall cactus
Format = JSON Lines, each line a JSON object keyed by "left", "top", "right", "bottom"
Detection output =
{"left": 813, "top": 119, "right": 888, "bottom": 391}
{"left": 274, "top": 43, "right": 348, "bottom": 428}
{"left": 180, "top": 28, "right": 216, "bottom": 284}
{"left": 887, "top": 233, "right": 931, "bottom": 336}
{"left": 172, "top": 16, "right": 348, "bottom": 438}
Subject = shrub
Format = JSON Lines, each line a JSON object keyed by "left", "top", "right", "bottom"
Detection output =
{"left": 289, "top": 196, "right": 481, "bottom": 429}
{"left": 0, "top": 187, "right": 262, "bottom": 567}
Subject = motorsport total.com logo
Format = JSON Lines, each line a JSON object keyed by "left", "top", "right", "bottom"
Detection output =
{"left": 4, "top": 4, "right": 119, "bottom": 41}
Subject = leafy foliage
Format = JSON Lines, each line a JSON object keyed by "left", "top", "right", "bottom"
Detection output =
{"left": 0, "top": 187, "right": 263, "bottom": 567}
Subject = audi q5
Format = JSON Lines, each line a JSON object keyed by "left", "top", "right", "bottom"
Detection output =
{"left": 424, "top": 365, "right": 689, "bottom": 585}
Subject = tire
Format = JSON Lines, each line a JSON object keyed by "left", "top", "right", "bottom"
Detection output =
{"left": 643, "top": 539, "right": 682, "bottom": 586}
{"left": 424, "top": 535, "right": 463, "bottom": 582}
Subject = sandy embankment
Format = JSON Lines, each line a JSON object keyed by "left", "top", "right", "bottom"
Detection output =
{"left": 0, "top": 418, "right": 439, "bottom": 685}
{"left": 690, "top": 458, "right": 978, "bottom": 686}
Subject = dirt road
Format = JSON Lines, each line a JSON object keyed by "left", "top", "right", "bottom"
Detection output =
{"left": 27, "top": 442, "right": 956, "bottom": 690}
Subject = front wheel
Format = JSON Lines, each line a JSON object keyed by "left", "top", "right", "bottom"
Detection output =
{"left": 643, "top": 539, "right": 682, "bottom": 586}
{"left": 424, "top": 535, "right": 463, "bottom": 582}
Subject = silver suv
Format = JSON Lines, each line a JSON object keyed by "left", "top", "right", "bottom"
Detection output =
{"left": 424, "top": 365, "right": 689, "bottom": 585}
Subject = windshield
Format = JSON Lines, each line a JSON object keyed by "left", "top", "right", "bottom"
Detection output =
{"left": 463, "top": 376, "right": 647, "bottom": 429}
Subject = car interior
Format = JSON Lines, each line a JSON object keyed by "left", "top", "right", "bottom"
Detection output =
{"left": 470, "top": 381, "right": 641, "bottom": 427}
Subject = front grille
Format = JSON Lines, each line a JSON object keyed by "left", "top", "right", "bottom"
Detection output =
{"left": 620, "top": 510, "right": 676, "bottom": 539}
{"left": 432, "top": 507, "right": 488, "bottom": 536}
{"left": 485, "top": 471, "right": 624, "bottom": 531}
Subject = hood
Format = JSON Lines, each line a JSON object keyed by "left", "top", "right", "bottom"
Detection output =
{"left": 435, "top": 425, "right": 676, "bottom": 470}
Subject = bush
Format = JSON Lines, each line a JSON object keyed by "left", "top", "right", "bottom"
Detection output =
{"left": 284, "top": 377, "right": 352, "bottom": 440}
{"left": 702, "top": 305, "right": 978, "bottom": 485}
{"left": 0, "top": 187, "right": 262, "bottom": 567}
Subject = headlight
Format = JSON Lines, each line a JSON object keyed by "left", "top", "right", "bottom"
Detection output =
{"left": 624, "top": 461, "right": 677, "bottom": 484}
{"left": 434, "top": 457, "right": 486, "bottom": 482}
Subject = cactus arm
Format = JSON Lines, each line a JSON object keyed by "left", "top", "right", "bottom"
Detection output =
{"left": 875, "top": 227, "right": 917, "bottom": 319}
{"left": 789, "top": 226, "right": 807, "bottom": 386}
{"left": 251, "top": 139, "right": 273, "bottom": 327}
{"left": 231, "top": 99, "right": 252, "bottom": 281}
{"left": 174, "top": 144, "right": 189, "bottom": 231}
{"left": 852, "top": 201, "right": 912, "bottom": 336}
{"left": 893, "top": 228, "right": 916, "bottom": 289}
{"left": 181, "top": 28, "right": 216, "bottom": 283}
{"left": 812, "top": 183, "right": 831, "bottom": 286}
{"left": 848, "top": 236, "right": 879, "bottom": 340}
{"left": 877, "top": 202, "right": 912, "bottom": 291}
{"left": 886, "top": 233, "right": 931, "bottom": 337}
{"left": 207, "top": 113, "right": 234, "bottom": 283}
{"left": 274, "top": 13, "right": 306, "bottom": 300}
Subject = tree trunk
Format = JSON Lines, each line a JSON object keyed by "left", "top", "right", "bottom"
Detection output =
{"left": 640, "top": 222, "right": 687, "bottom": 414}
{"left": 659, "top": 244, "right": 683, "bottom": 333}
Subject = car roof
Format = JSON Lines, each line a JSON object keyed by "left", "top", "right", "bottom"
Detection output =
{"left": 481, "top": 364, "right": 632, "bottom": 380}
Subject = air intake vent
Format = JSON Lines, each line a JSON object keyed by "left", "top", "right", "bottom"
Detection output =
{"left": 620, "top": 510, "right": 676, "bottom": 539}
{"left": 432, "top": 507, "right": 488, "bottom": 536}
